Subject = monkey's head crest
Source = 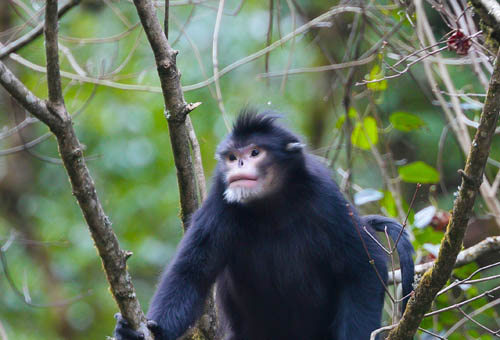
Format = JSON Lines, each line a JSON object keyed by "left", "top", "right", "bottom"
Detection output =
{"left": 220, "top": 107, "right": 304, "bottom": 154}
{"left": 231, "top": 108, "right": 281, "bottom": 137}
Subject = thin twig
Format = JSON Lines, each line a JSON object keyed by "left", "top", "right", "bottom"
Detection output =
{"left": 212, "top": 0, "right": 229, "bottom": 129}
{"left": 425, "top": 286, "right": 500, "bottom": 317}
{"left": 279, "top": 0, "right": 296, "bottom": 92}
{"left": 183, "top": 5, "right": 370, "bottom": 91}
{"left": 264, "top": 0, "right": 273, "bottom": 86}
{"left": 0, "top": 236, "right": 92, "bottom": 307}
{"left": 392, "top": 183, "right": 421, "bottom": 251}
{"left": 164, "top": 0, "right": 169, "bottom": 39}
{"left": 186, "top": 116, "right": 207, "bottom": 202}
{"left": 387, "top": 30, "right": 500, "bottom": 336}
{"left": 437, "top": 261, "right": 500, "bottom": 296}
{"left": 0, "top": 0, "right": 80, "bottom": 59}
{"left": 59, "top": 23, "right": 140, "bottom": 44}
{"left": 347, "top": 205, "right": 395, "bottom": 303}
{"left": 389, "top": 236, "right": 500, "bottom": 284}
{"left": 443, "top": 297, "right": 500, "bottom": 337}
{"left": 257, "top": 55, "right": 375, "bottom": 79}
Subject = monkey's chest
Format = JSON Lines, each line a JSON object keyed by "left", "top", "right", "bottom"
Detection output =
{"left": 228, "top": 229, "right": 339, "bottom": 311}
{"left": 224, "top": 233, "right": 338, "bottom": 339}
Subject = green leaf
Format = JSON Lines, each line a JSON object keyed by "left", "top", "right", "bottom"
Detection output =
{"left": 351, "top": 116, "right": 378, "bottom": 150}
{"left": 336, "top": 115, "right": 345, "bottom": 129}
{"left": 390, "top": 112, "right": 426, "bottom": 132}
{"left": 335, "top": 107, "right": 357, "bottom": 129}
{"left": 366, "top": 64, "right": 387, "bottom": 91}
{"left": 398, "top": 161, "right": 440, "bottom": 183}
{"left": 381, "top": 190, "right": 398, "bottom": 217}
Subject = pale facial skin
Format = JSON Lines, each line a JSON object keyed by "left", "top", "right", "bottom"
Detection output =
{"left": 222, "top": 144, "right": 277, "bottom": 204}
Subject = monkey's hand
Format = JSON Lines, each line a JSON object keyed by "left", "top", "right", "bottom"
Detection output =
{"left": 113, "top": 313, "right": 163, "bottom": 340}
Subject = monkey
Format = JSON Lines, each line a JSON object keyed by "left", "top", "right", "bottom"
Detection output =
{"left": 114, "top": 109, "right": 414, "bottom": 340}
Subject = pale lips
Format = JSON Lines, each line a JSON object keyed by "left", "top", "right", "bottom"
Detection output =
{"left": 228, "top": 174, "right": 259, "bottom": 188}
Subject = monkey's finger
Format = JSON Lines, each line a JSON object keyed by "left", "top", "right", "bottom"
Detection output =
{"left": 146, "top": 320, "right": 159, "bottom": 330}
{"left": 114, "top": 313, "right": 130, "bottom": 326}
{"left": 114, "top": 327, "right": 144, "bottom": 340}
{"left": 114, "top": 322, "right": 144, "bottom": 340}
{"left": 114, "top": 314, "right": 146, "bottom": 340}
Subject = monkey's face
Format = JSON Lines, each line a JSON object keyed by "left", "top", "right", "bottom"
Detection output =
{"left": 220, "top": 144, "right": 278, "bottom": 204}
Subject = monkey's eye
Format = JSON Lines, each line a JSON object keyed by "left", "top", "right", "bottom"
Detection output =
{"left": 250, "top": 149, "right": 260, "bottom": 157}
{"left": 228, "top": 154, "right": 237, "bottom": 162}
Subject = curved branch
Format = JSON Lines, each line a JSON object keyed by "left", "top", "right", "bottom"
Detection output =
{"left": 0, "top": 0, "right": 80, "bottom": 59}
{"left": 0, "top": 2, "right": 151, "bottom": 339}
{"left": 389, "top": 236, "right": 500, "bottom": 284}
{"left": 386, "top": 45, "right": 500, "bottom": 340}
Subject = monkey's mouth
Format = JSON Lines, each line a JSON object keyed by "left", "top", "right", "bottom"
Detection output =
{"left": 228, "top": 174, "right": 259, "bottom": 188}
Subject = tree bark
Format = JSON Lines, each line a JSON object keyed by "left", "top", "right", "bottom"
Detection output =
{"left": 386, "top": 48, "right": 500, "bottom": 340}
{"left": 0, "top": 0, "right": 153, "bottom": 338}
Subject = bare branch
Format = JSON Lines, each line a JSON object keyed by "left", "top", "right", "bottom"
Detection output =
{"left": 164, "top": 0, "right": 169, "bottom": 39}
{"left": 0, "top": 4, "right": 151, "bottom": 339}
{"left": 133, "top": 0, "right": 200, "bottom": 227}
{"left": 257, "top": 55, "right": 375, "bottom": 79}
{"left": 0, "top": 0, "right": 80, "bottom": 59}
{"left": 416, "top": 0, "right": 500, "bottom": 228}
{"left": 264, "top": 0, "right": 273, "bottom": 84}
{"left": 389, "top": 236, "right": 500, "bottom": 284}
{"left": 443, "top": 297, "right": 500, "bottom": 337}
{"left": 0, "top": 115, "right": 37, "bottom": 140}
{"left": 45, "top": 0, "right": 65, "bottom": 107}
{"left": 0, "top": 242, "right": 92, "bottom": 307}
{"left": 0, "top": 63, "right": 57, "bottom": 127}
{"left": 6, "top": 51, "right": 163, "bottom": 92}
{"left": 471, "top": 0, "right": 500, "bottom": 44}
{"left": 4, "top": 6, "right": 372, "bottom": 96}
{"left": 212, "top": 0, "right": 229, "bottom": 129}
{"left": 186, "top": 115, "right": 207, "bottom": 202}
{"left": 386, "top": 41, "right": 500, "bottom": 340}
{"left": 60, "top": 23, "right": 140, "bottom": 44}
{"left": 0, "top": 132, "right": 52, "bottom": 156}
{"left": 424, "top": 285, "right": 500, "bottom": 317}
{"left": 132, "top": 2, "right": 213, "bottom": 340}
{"left": 183, "top": 5, "right": 370, "bottom": 91}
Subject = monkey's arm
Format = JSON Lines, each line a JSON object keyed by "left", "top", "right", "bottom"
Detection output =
{"left": 115, "top": 199, "right": 229, "bottom": 340}
{"left": 149, "top": 206, "right": 229, "bottom": 340}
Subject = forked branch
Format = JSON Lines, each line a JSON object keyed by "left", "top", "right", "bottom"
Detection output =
{"left": 386, "top": 47, "right": 500, "bottom": 340}
{"left": 0, "top": 1, "right": 151, "bottom": 339}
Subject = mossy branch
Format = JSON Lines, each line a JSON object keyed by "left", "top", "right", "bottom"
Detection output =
{"left": 469, "top": 0, "right": 500, "bottom": 51}
{"left": 385, "top": 48, "right": 500, "bottom": 339}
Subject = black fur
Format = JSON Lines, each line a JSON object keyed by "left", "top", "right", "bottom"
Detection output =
{"left": 114, "top": 109, "right": 414, "bottom": 340}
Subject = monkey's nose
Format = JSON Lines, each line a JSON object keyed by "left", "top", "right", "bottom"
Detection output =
{"left": 238, "top": 159, "right": 244, "bottom": 167}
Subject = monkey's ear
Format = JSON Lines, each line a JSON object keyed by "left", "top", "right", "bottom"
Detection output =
{"left": 286, "top": 142, "right": 305, "bottom": 152}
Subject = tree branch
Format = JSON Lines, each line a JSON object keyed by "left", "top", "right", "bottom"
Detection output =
{"left": 470, "top": 0, "right": 500, "bottom": 49}
{"left": 0, "top": 1, "right": 151, "bottom": 339}
{"left": 133, "top": 0, "right": 200, "bottom": 228}
{"left": 0, "top": 0, "right": 80, "bottom": 60}
{"left": 44, "top": 0, "right": 64, "bottom": 107}
{"left": 132, "top": 2, "right": 215, "bottom": 340}
{"left": 388, "top": 236, "right": 500, "bottom": 284}
{"left": 386, "top": 48, "right": 500, "bottom": 339}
